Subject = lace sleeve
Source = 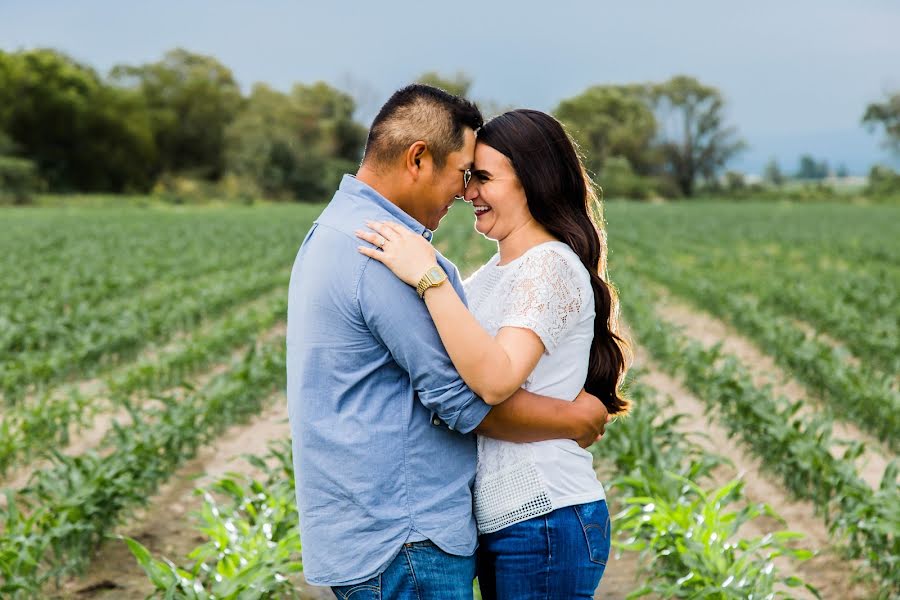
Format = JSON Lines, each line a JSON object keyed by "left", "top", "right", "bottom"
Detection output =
{"left": 499, "top": 247, "right": 589, "bottom": 354}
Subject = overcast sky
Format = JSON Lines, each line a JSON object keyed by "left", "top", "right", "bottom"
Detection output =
{"left": 2, "top": 0, "right": 898, "bottom": 174}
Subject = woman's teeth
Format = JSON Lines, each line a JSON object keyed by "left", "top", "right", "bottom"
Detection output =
{"left": 474, "top": 206, "right": 491, "bottom": 215}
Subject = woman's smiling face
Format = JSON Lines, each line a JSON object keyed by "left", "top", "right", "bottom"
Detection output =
{"left": 463, "top": 142, "right": 532, "bottom": 241}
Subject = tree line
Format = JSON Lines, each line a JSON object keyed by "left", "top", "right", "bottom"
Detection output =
{"left": 0, "top": 48, "right": 366, "bottom": 202}
{"left": 0, "top": 47, "right": 897, "bottom": 203}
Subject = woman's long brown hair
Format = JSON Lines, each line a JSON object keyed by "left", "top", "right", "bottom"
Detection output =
{"left": 478, "top": 109, "right": 630, "bottom": 414}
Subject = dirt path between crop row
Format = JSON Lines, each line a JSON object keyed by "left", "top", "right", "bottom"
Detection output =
{"left": 46, "top": 389, "right": 332, "bottom": 600}
{"left": 0, "top": 322, "right": 287, "bottom": 497}
{"left": 649, "top": 286, "right": 893, "bottom": 490}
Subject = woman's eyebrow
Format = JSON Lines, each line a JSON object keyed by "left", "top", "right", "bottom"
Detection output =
{"left": 472, "top": 168, "right": 492, "bottom": 178}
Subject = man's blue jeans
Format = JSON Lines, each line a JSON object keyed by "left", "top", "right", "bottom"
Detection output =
{"left": 331, "top": 540, "right": 476, "bottom": 600}
{"left": 476, "top": 499, "right": 611, "bottom": 600}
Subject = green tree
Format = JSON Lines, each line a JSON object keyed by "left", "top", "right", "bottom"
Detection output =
{"left": 0, "top": 130, "right": 41, "bottom": 204}
{"left": 290, "top": 81, "right": 367, "bottom": 161}
{"left": 554, "top": 84, "right": 658, "bottom": 177}
{"left": 723, "top": 170, "right": 746, "bottom": 193}
{"left": 595, "top": 156, "right": 659, "bottom": 199}
{"left": 865, "top": 164, "right": 900, "bottom": 198}
{"left": 0, "top": 49, "right": 156, "bottom": 191}
{"left": 223, "top": 84, "right": 293, "bottom": 196}
{"left": 862, "top": 91, "right": 900, "bottom": 156}
{"left": 111, "top": 48, "right": 244, "bottom": 179}
{"left": 651, "top": 75, "right": 746, "bottom": 196}
{"left": 763, "top": 158, "right": 785, "bottom": 186}
{"left": 796, "top": 154, "right": 828, "bottom": 180}
{"left": 415, "top": 71, "right": 473, "bottom": 97}
{"left": 224, "top": 82, "right": 366, "bottom": 201}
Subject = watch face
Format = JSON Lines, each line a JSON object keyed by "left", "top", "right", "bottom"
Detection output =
{"left": 428, "top": 267, "right": 444, "bottom": 280}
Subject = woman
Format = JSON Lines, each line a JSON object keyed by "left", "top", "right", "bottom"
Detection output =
{"left": 355, "top": 109, "right": 629, "bottom": 599}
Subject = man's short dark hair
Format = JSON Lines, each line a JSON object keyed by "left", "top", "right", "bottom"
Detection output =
{"left": 363, "top": 84, "right": 483, "bottom": 170}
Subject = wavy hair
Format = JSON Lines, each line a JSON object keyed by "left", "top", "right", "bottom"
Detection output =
{"left": 478, "top": 109, "right": 631, "bottom": 414}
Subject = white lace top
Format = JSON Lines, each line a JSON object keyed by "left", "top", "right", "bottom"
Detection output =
{"left": 463, "top": 240, "right": 606, "bottom": 534}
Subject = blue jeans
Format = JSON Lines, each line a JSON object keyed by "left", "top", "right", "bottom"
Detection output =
{"left": 476, "top": 499, "right": 611, "bottom": 600}
{"left": 331, "top": 540, "right": 476, "bottom": 600}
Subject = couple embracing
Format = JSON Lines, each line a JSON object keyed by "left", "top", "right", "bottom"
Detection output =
{"left": 286, "top": 84, "right": 629, "bottom": 599}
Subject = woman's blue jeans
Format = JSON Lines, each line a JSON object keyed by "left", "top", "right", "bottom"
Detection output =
{"left": 476, "top": 499, "right": 611, "bottom": 600}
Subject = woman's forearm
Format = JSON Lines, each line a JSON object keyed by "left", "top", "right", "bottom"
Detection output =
{"left": 422, "top": 283, "right": 520, "bottom": 404}
{"left": 476, "top": 387, "right": 608, "bottom": 447}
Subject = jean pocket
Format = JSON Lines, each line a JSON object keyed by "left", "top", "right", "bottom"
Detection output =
{"left": 331, "top": 582, "right": 380, "bottom": 600}
{"left": 573, "top": 500, "right": 611, "bottom": 566}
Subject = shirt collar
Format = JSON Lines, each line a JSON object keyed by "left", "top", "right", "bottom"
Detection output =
{"left": 338, "top": 175, "right": 434, "bottom": 242}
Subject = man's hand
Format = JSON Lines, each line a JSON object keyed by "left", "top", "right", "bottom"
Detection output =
{"left": 571, "top": 389, "right": 610, "bottom": 448}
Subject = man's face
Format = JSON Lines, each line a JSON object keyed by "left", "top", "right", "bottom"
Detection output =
{"left": 420, "top": 128, "right": 476, "bottom": 231}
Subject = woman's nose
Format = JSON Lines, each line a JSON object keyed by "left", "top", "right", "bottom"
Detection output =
{"left": 464, "top": 186, "right": 478, "bottom": 203}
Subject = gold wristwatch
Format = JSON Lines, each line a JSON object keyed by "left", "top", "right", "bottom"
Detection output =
{"left": 416, "top": 265, "right": 448, "bottom": 298}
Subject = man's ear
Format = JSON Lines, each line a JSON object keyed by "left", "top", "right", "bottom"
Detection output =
{"left": 405, "top": 141, "right": 428, "bottom": 178}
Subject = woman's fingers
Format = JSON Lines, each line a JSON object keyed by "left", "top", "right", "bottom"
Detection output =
{"left": 364, "top": 220, "right": 395, "bottom": 241}
{"left": 354, "top": 229, "right": 384, "bottom": 248}
{"left": 357, "top": 245, "right": 386, "bottom": 262}
{"left": 382, "top": 221, "right": 408, "bottom": 238}
{"left": 365, "top": 220, "right": 417, "bottom": 242}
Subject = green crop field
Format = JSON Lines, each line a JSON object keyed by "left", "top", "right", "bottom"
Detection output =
{"left": 0, "top": 200, "right": 897, "bottom": 599}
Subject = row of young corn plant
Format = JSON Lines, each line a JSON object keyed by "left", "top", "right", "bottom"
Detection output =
{"left": 0, "top": 338, "right": 287, "bottom": 598}
{"left": 0, "top": 205, "right": 319, "bottom": 358}
{"left": 612, "top": 250, "right": 899, "bottom": 452}
{"left": 0, "top": 264, "right": 290, "bottom": 404}
{"left": 105, "top": 291, "right": 287, "bottom": 399}
{"left": 0, "top": 251, "right": 287, "bottom": 363}
{"left": 605, "top": 201, "right": 899, "bottom": 374}
{"left": 605, "top": 201, "right": 899, "bottom": 313}
{"left": 615, "top": 229, "right": 898, "bottom": 379}
{"left": 0, "top": 290, "right": 288, "bottom": 479}
{"left": 614, "top": 269, "right": 899, "bottom": 596}
{"left": 124, "top": 440, "right": 304, "bottom": 600}
{"left": 595, "top": 381, "right": 819, "bottom": 599}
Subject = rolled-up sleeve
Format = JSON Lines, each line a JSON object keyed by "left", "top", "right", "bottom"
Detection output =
{"left": 357, "top": 258, "right": 491, "bottom": 434}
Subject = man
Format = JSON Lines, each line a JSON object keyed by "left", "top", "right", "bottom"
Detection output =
{"left": 286, "top": 84, "right": 608, "bottom": 599}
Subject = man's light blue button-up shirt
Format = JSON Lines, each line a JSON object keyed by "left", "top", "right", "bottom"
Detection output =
{"left": 286, "top": 175, "right": 492, "bottom": 586}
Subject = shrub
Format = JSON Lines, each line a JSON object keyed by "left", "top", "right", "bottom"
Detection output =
{"left": 0, "top": 155, "right": 42, "bottom": 205}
